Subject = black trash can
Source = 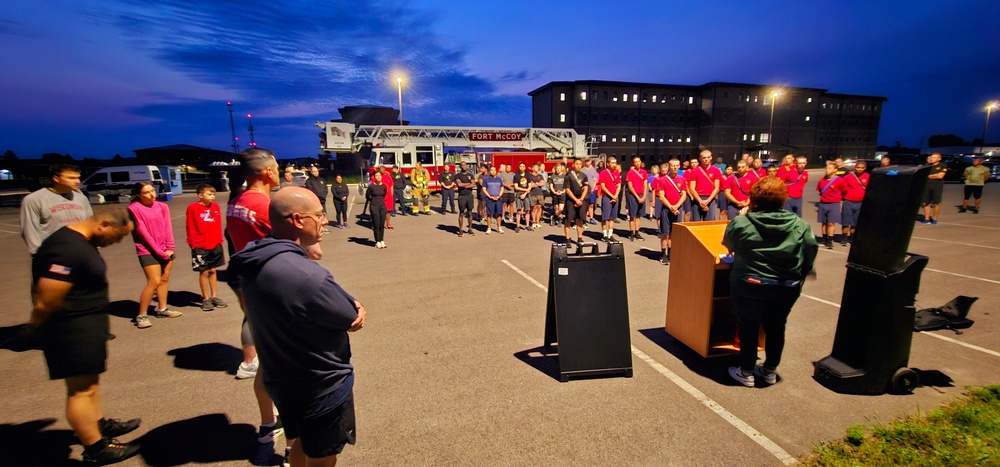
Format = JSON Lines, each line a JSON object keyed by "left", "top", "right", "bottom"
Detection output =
{"left": 813, "top": 164, "right": 931, "bottom": 395}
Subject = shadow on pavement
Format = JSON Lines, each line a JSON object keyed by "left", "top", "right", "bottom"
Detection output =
{"left": 638, "top": 327, "right": 745, "bottom": 387}
{"left": 632, "top": 249, "right": 661, "bottom": 261}
{"left": 346, "top": 236, "right": 376, "bottom": 247}
{"left": 139, "top": 413, "right": 280, "bottom": 466}
{"left": 0, "top": 323, "right": 39, "bottom": 352}
{"left": 912, "top": 368, "right": 955, "bottom": 389}
{"left": 0, "top": 418, "right": 83, "bottom": 466}
{"left": 167, "top": 342, "right": 243, "bottom": 373}
{"left": 513, "top": 346, "right": 562, "bottom": 382}
{"left": 435, "top": 224, "right": 460, "bottom": 235}
{"left": 107, "top": 300, "right": 139, "bottom": 319}
{"left": 167, "top": 291, "right": 208, "bottom": 308}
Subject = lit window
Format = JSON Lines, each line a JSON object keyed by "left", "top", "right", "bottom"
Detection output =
{"left": 560, "top": 93, "right": 565, "bottom": 102}
{"left": 580, "top": 92, "right": 587, "bottom": 100}
{"left": 688, "top": 96, "right": 694, "bottom": 104}
{"left": 746, "top": 95, "right": 750, "bottom": 102}
{"left": 686, "top": 136, "right": 691, "bottom": 143}
{"left": 671, "top": 95, "right": 676, "bottom": 102}
{"left": 633, "top": 93, "right": 638, "bottom": 102}
{"left": 631, "top": 135, "right": 637, "bottom": 142}
{"left": 601, "top": 134, "right": 607, "bottom": 142}
{"left": 623, "top": 93, "right": 629, "bottom": 101}
{"left": 743, "top": 134, "right": 748, "bottom": 141}
{"left": 652, "top": 95, "right": 658, "bottom": 102}
{"left": 613, "top": 97, "right": 618, "bottom": 102}
{"left": 669, "top": 136, "right": 674, "bottom": 142}
{"left": 754, "top": 95, "right": 759, "bottom": 103}
{"left": 612, "top": 137, "right": 617, "bottom": 142}
{"left": 822, "top": 103, "right": 827, "bottom": 109}
{"left": 760, "top": 133, "right": 770, "bottom": 143}
{"left": 659, "top": 138, "right": 664, "bottom": 143}
{"left": 751, "top": 134, "right": 756, "bottom": 141}
{"left": 560, "top": 113, "right": 566, "bottom": 123}
{"left": 805, "top": 116, "right": 811, "bottom": 122}
{"left": 641, "top": 137, "right": 646, "bottom": 142}
{"left": 807, "top": 97, "right": 813, "bottom": 103}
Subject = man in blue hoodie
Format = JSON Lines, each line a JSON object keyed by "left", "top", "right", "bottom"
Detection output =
{"left": 231, "top": 187, "right": 367, "bottom": 466}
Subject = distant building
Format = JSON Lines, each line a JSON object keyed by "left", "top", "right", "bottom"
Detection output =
{"left": 133, "top": 144, "right": 235, "bottom": 167}
{"left": 529, "top": 80, "right": 887, "bottom": 164}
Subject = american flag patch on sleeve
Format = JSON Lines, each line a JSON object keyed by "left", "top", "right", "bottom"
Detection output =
{"left": 48, "top": 264, "right": 72, "bottom": 275}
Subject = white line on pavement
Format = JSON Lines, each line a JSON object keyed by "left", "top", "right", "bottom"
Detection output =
{"left": 346, "top": 194, "right": 356, "bottom": 220}
{"left": 934, "top": 222, "right": 1000, "bottom": 230}
{"left": 911, "top": 236, "right": 1000, "bottom": 251}
{"left": 819, "top": 249, "right": 1000, "bottom": 285}
{"left": 501, "top": 259, "right": 796, "bottom": 465}
{"left": 799, "top": 295, "right": 1000, "bottom": 359}
{"left": 631, "top": 346, "right": 797, "bottom": 465}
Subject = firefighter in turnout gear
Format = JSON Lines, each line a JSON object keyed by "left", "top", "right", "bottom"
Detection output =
{"left": 410, "top": 162, "right": 432, "bottom": 214}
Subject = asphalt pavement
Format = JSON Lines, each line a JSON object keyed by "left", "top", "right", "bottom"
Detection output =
{"left": 1, "top": 174, "right": 998, "bottom": 466}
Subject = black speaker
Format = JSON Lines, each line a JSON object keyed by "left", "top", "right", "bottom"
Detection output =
{"left": 848, "top": 165, "right": 931, "bottom": 274}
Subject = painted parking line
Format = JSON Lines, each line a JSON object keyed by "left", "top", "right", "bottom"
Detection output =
{"left": 932, "top": 222, "right": 1000, "bottom": 230}
{"left": 819, "top": 248, "right": 1000, "bottom": 285}
{"left": 911, "top": 236, "right": 1000, "bottom": 251}
{"left": 501, "top": 259, "right": 796, "bottom": 465}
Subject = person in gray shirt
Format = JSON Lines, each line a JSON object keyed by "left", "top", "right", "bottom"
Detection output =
{"left": 581, "top": 159, "right": 599, "bottom": 225}
{"left": 499, "top": 164, "right": 516, "bottom": 223}
{"left": 21, "top": 164, "right": 93, "bottom": 255}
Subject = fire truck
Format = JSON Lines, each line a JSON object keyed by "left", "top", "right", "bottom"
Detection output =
{"left": 316, "top": 122, "right": 594, "bottom": 193}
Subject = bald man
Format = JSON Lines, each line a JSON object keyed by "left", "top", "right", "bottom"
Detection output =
{"left": 232, "top": 187, "right": 366, "bottom": 467}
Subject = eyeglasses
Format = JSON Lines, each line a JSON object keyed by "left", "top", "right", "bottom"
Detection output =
{"left": 286, "top": 211, "right": 327, "bottom": 222}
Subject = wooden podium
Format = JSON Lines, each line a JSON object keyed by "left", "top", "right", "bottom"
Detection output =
{"left": 665, "top": 221, "right": 763, "bottom": 358}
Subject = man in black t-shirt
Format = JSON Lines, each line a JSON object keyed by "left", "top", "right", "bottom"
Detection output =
{"left": 439, "top": 164, "right": 456, "bottom": 214}
{"left": 511, "top": 162, "right": 531, "bottom": 232}
{"left": 31, "top": 209, "right": 141, "bottom": 464}
{"left": 921, "top": 152, "right": 948, "bottom": 225}
{"left": 563, "top": 158, "right": 590, "bottom": 244}
{"left": 455, "top": 162, "right": 476, "bottom": 236}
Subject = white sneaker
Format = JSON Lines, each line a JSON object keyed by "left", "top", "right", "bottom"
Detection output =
{"left": 236, "top": 357, "right": 259, "bottom": 380}
{"left": 498, "top": 227, "right": 505, "bottom": 234}
{"left": 381, "top": 242, "right": 388, "bottom": 248}
{"left": 486, "top": 228, "right": 492, "bottom": 235}
{"left": 728, "top": 366, "right": 754, "bottom": 387}
{"left": 754, "top": 365, "right": 779, "bottom": 385}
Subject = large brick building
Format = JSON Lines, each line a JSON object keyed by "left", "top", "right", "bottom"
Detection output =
{"left": 529, "top": 80, "right": 887, "bottom": 164}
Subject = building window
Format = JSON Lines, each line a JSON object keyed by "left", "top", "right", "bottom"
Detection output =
{"left": 631, "top": 135, "right": 637, "bottom": 143}
{"left": 559, "top": 113, "right": 566, "bottom": 123}
{"left": 633, "top": 93, "right": 639, "bottom": 102}
{"left": 751, "top": 134, "right": 756, "bottom": 141}
{"left": 807, "top": 97, "right": 813, "bottom": 103}
{"left": 822, "top": 103, "right": 827, "bottom": 109}
{"left": 652, "top": 95, "right": 658, "bottom": 102}
{"left": 688, "top": 96, "right": 694, "bottom": 104}
{"left": 760, "top": 133, "right": 770, "bottom": 143}
{"left": 601, "top": 134, "right": 607, "bottom": 142}
{"left": 686, "top": 136, "right": 691, "bottom": 143}
{"left": 805, "top": 116, "right": 811, "bottom": 122}
{"left": 754, "top": 95, "right": 759, "bottom": 103}
{"left": 746, "top": 95, "right": 751, "bottom": 102}
{"left": 560, "top": 93, "right": 565, "bottom": 102}
{"left": 603, "top": 91, "right": 608, "bottom": 100}
{"left": 613, "top": 97, "right": 618, "bottom": 102}
{"left": 580, "top": 92, "right": 587, "bottom": 100}
{"left": 743, "top": 134, "right": 748, "bottom": 141}
{"left": 723, "top": 92, "right": 729, "bottom": 99}
{"left": 611, "top": 137, "right": 617, "bottom": 143}
{"left": 623, "top": 93, "right": 629, "bottom": 102}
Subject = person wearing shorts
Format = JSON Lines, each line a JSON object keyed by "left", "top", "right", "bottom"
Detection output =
{"left": 597, "top": 156, "right": 622, "bottom": 242}
{"left": 548, "top": 163, "right": 566, "bottom": 226}
{"left": 512, "top": 162, "right": 532, "bottom": 232}
{"left": 128, "top": 182, "right": 181, "bottom": 329}
{"left": 528, "top": 163, "right": 545, "bottom": 229}
{"left": 187, "top": 184, "right": 229, "bottom": 311}
{"left": 783, "top": 156, "right": 809, "bottom": 218}
{"left": 563, "top": 158, "right": 590, "bottom": 244}
{"left": 724, "top": 160, "right": 753, "bottom": 219}
{"left": 656, "top": 159, "right": 687, "bottom": 265}
{"left": 961, "top": 156, "right": 990, "bottom": 214}
{"left": 921, "top": 152, "right": 947, "bottom": 225}
{"left": 685, "top": 150, "right": 723, "bottom": 221}
{"left": 32, "top": 210, "right": 141, "bottom": 464}
{"left": 482, "top": 166, "right": 505, "bottom": 234}
{"left": 455, "top": 162, "right": 476, "bottom": 237}
{"left": 840, "top": 161, "right": 869, "bottom": 245}
{"left": 625, "top": 156, "right": 648, "bottom": 241}
{"left": 500, "top": 164, "right": 516, "bottom": 222}
{"left": 581, "top": 159, "right": 599, "bottom": 224}
{"left": 816, "top": 162, "right": 846, "bottom": 249}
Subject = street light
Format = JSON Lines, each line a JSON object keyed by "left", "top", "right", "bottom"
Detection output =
{"left": 981, "top": 101, "right": 999, "bottom": 154}
{"left": 767, "top": 90, "right": 783, "bottom": 157}
{"left": 396, "top": 76, "right": 403, "bottom": 126}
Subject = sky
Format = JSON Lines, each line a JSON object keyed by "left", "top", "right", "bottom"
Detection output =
{"left": 0, "top": 0, "right": 998, "bottom": 159}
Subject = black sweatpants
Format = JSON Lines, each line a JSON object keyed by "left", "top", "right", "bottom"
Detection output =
{"left": 333, "top": 200, "right": 348, "bottom": 224}
{"left": 371, "top": 203, "right": 387, "bottom": 242}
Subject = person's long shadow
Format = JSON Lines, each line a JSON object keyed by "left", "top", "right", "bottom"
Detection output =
{"left": 107, "top": 300, "right": 139, "bottom": 319}
{"left": 0, "top": 323, "right": 39, "bottom": 352}
{"left": 638, "top": 327, "right": 743, "bottom": 387}
{"left": 0, "top": 418, "right": 82, "bottom": 466}
{"left": 167, "top": 343, "right": 243, "bottom": 375}
{"left": 140, "top": 413, "right": 281, "bottom": 466}
{"left": 166, "top": 291, "right": 207, "bottom": 308}
{"left": 347, "top": 236, "right": 376, "bottom": 247}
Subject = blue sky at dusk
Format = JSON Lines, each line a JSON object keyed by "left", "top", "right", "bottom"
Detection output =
{"left": 1, "top": 0, "right": 997, "bottom": 159}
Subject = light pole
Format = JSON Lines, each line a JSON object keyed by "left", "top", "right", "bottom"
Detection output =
{"left": 247, "top": 113, "right": 257, "bottom": 147}
{"left": 767, "top": 90, "right": 782, "bottom": 157}
{"left": 396, "top": 77, "right": 403, "bottom": 126}
{"left": 982, "top": 101, "right": 999, "bottom": 155}
{"left": 227, "top": 101, "right": 239, "bottom": 153}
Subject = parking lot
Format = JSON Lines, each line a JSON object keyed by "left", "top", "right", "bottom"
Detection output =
{"left": 1, "top": 175, "right": 998, "bottom": 466}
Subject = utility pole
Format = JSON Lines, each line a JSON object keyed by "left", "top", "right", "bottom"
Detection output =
{"left": 227, "top": 101, "right": 240, "bottom": 153}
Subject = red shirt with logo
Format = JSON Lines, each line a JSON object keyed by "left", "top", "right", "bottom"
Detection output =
{"left": 186, "top": 201, "right": 223, "bottom": 249}
{"left": 598, "top": 169, "right": 621, "bottom": 198}
{"left": 817, "top": 176, "right": 846, "bottom": 203}
{"left": 843, "top": 172, "right": 870, "bottom": 202}
{"left": 655, "top": 174, "right": 688, "bottom": 206}
{"left": 625, "top": 168, "right": 648, "bottom": 197}
{"left": 784, "top": 169, "right": 809, "bottom": 199}
{"left": 226, "top": 190, "right": 271, "bottom": 252}
{"left": 685, "top": 165, "right": 724, "bottom": 197}
{"left": 726, "top": 174, "right": 754, "bottom": 203}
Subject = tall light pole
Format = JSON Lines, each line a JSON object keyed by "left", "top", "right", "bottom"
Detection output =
{"left": 247, "top": 113, "right": 257, "bottom": 147}
{"left": 396, "top": 76, "right": 404, "bottom": 126}
{"left": 982, "top": 101, "right": 999, "bottom": 155}
{"left": 767, "top": 90, "right": 782, "bottom": 157}
{"left": 227, "top": 101, "right": 239, "bottom": 153}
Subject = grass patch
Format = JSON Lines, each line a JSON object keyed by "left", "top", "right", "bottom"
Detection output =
{"left": 800, "top": 385, "right": 1000, "bottom": 466}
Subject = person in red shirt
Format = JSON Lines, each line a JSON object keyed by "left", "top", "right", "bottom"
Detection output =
{"left": 655, "top": 159, "right": 687, "bottom": 265}
{"left": 840, "top": 160, "right": 869, "bottom": 245}
{"left": 783, "top": 156, "right": 809, "bottom": 218}
{"left": 625, "top": 156, "right": 649, "bottom": 241}
{"left": 777, "top": 154, "right": 795, "bottom": 181}
{"left": 597, "top": 156, "right": 622, "bottom": 242}
{"left": 724, "top": 160, "right": 754, "bottom": 219}
{"left": 816, "top": 162, "right": 846, "bottom": 249}
{"left": 685, "top": 149, "right": 724, "bottom": 221}
{"left": 186, "top": 184, "right": 228, "bottom": 311}
{"left": 225, "top": 148, "right": 283, "bottom": 446}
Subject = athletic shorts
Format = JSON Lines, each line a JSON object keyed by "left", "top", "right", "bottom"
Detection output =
{"left": 192, "top": 245, "right": 225, "bottom": 272}
{"left": 515, "top": 195, "right": 530, "bottom": 211}
{"left": 551, "top": 193, "right": 566, "bottom": 205}
{"left": 727, "top": 205, "right": 743, "bottom": 219}
{"left": 564, "top": 200, "right": 589, "bottom": 223}
{"left": 784, "top": 197, "right": 804, "bottom": 217}
{"left": 587, "top": 191, "right": 597, "bottom": 205}
{"left": 718, "top": 195, "right": 729, "bottom": 211}
{"left": 658, "top": 208, "right": 678, "bottom": 236}
{"left": 818, "top": 202, "right": 841, "bottom": 224}
{"left": 139, "top": 253, "right": 175, "bottom": 268}
{"left": 283, "top": 392, "right": 357, "bottom": 459}
{"left": 600, "top": 197, "right": 617, "bottom": 221}
{"left": 486, "top": 199, "right": 503, "bottom": 217}
{"left": 689, "top": 196, "right": 718, "bottom": 221}
{"left": 529, "top": 195, "right": 545, "bottom": 207}
{"left": 458, "top": 194, "right": 475, "bottom": 215}
{"left": 626, "top": 195, "right": 644, "bottom": 219}
{"left": 922, "top": 181, "right": 943, "bottom": 205}
{"left": 653, "top": 198, "right": 662, "bottom": 218}
{"left": 841, "top": 200, "right": 862, "bottom": 227}
{"left": 502, "top": 192, "right": 516, "bottom": 204}
{"left": 964, "top": 185, "right": 984, "bottom": 200}
{"left": 41, "top": 313, "right": 109, "bottom": 380}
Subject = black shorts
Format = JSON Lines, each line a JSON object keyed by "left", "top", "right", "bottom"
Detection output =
{"left": 964, "top": 185, "right": 984, "bottom": 200}
{"left": 192, "top": 245, "right": 225, "bottom": 272}
{"left": 41, "top": 313, "right": 109, "bottom": 380}
{"left": 458, "top": 194, "right": 475, "bottom": 215}
{"left": 922, "top": 181, "right": 944, "bottom": 205}
{"left": 138, "top": 253, "right": 175, "bottom": 268}
{"left": 284, "top": 392, "right": 357, "bottom": 459}
{"left": 502, "top": 192, "right": 515, "bottom": 204}
{"left": 564, "top": 199, "right": 589, "bottom": 223}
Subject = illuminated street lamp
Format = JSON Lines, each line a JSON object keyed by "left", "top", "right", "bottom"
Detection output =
{"left": 981, "top": 101, "right": 999, "bottom": 154}
{"left": 767, "top": 90, "right": 783, "bottom": 156}
{"left": 247, "top": 113, "right": 257, "bottom": 147}
{"left": 396, "top": 76, "right": 404, "bottom": 126}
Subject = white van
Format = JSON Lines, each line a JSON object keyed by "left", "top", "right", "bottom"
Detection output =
{"left": 82, "top": 165, "right": 167, "bottom": 201}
